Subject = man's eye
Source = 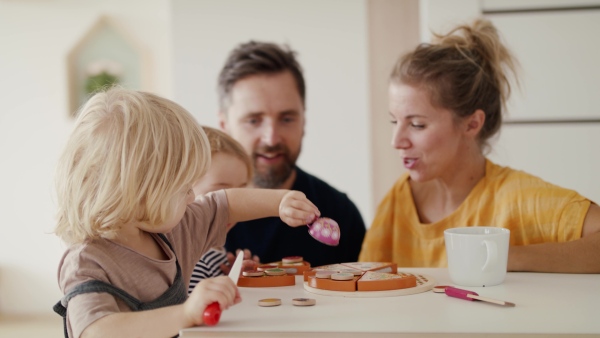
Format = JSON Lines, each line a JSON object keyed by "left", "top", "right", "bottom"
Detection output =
{"left": 282, "top": 117, "right": 296, "bottom": 123}
{"left": 246, "top": 118, "right": 259, "bottom": 125}
{"left": 411, "top": 123, "right": 425, "bottom": 129}
{"left": 390, "top": 120, "right": 397, "bottom": 125}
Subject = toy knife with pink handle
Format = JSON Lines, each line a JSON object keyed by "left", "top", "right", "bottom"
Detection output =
{"left": 434, "top": 285, "right": 515, "bottom": 307}
{"left": 202, "top": 250, "right": 244, "bottom": 326}
{"left": 307, "top": 217, "right": 340, "bottom": 246}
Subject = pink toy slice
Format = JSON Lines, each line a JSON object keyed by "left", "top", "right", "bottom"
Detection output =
{"left": 307, "top": 217, "right": 340, "bottom": 246}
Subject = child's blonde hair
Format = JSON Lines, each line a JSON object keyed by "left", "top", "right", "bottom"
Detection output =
{"left": 202, "top": 126, "right": 253, "bottom": 181}
{"left": 55, "top": 87, "right": 211, "bottom": 244}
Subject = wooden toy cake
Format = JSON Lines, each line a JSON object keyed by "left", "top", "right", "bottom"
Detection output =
{"left": 303, "top": 262, "right": 435, "bottom": 297}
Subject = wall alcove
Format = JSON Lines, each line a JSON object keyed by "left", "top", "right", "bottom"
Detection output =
{"left": 66, "top": 15, "right": 150, "bottom": 116}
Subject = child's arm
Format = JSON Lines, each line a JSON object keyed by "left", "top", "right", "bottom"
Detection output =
{"left": 224, "top": 189, "right": 320, "bottom": 227}
{"left": 80, "top": 276, "right": 239, "bottom": 338}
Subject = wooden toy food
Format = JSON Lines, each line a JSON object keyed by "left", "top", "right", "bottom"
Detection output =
{"left": 238, "top": 256, "right": 312, "bottom": 287}
{"left": 237, "top": 270, "right": 295, "bottom": 287}
{"left": 307, "top": 217, "right": 340, "bottom": 246}
{"left": 261, "top": 256, "right": 312, "bottom": 275}
{"left": 303, "top": 262, "right": 435, "bottom": 297}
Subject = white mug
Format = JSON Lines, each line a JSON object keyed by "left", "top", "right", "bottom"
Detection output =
{"left": 444, "top": 227, "right": 510, "bottom": 287}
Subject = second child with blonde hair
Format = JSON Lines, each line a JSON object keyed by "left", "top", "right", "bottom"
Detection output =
{"left": 188, "top": 126, "right": 258, "bottom": 293}
{"left": 53, "top": 88, "right": 320, "bottom": 338}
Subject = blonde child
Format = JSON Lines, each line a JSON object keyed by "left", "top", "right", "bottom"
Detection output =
{"left": 188, "top": 126, "right": 258, "bottom": 293}
{"left": 53, "top": 88, "right": 320, "bottom": 338}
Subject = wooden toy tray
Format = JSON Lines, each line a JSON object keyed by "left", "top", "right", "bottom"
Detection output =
{"left": 261, "top": 261, "right": 311, "bottom": 275}
{"left": 238, "top": 274, "right": 295, "bottom": 287}
{"left": 303, "top": 272, "right": 435, "bottom": 298}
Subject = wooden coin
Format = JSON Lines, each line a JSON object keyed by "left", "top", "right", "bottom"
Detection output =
{"left": 331, "top": 272, "right": 354, "bottom": 281}
{"left": 258, "top": 298, "right": 282, "bottom": 307}
{"left": 292, "top": 298, "right": 316, "bottom": 306}
{"left": 265, "top": 268, "right": 286, "bottom": 276}
{"left": 257, "top": 264, "right": 278, "bottom": 272}
{"left": 284, "top": 268, "right": 298, "bottom": 274}
{"left": 315, "top": 270, "right": 335, "bottom": 279}
{"left": 242, "top": 270, "right": 265, "bottom": 277}
{"left": 282, "top": 256, "right": 303, "bottom": 264}
{"left": 339, "top": 268, "right": 363, "bottom": 276}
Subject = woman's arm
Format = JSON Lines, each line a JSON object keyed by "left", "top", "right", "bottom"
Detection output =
{"left": 508, "top": 204, "right": 600, "bottom": 273}
{"left": 224, "top": 188, "right": 320, "bottom": 227}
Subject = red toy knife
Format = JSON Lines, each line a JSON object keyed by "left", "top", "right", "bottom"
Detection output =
{"left": 202, "top": 250, "right": 244, "bottom": 325}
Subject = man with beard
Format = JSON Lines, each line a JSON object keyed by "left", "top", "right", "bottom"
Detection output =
{"left": 217, "top": 41, "right": 366, "bottom": 267}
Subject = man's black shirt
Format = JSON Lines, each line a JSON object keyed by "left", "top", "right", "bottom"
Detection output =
{"left": 225, "top": 167, "right": 366, "bottom": 267}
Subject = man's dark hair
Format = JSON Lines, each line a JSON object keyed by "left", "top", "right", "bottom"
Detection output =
{"left": 217, "top": 41, "right": 305, "bottom": 110}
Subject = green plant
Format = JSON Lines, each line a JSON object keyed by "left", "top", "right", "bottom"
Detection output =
{"left": 85, "top": 71, "right": 120, "bottom": 94}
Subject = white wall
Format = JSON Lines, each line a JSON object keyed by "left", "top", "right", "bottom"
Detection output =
{"left": 0, "top": 0, "right": 372, "bottom": 315}
{"left": 0, "top": 0, "right": 171, "bottom": 314}
{"left": 487, "top": 6, "right": 600, "bottom": 204}
{"left": 419, "top": 0, "right": 480, "bottom": 41}
{"left": 171, "top": 0, "right": 373, "bottom": 223}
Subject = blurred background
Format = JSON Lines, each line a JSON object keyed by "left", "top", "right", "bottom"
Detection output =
{"left": 1, "top": 0, "right": 599, "bottom": 330}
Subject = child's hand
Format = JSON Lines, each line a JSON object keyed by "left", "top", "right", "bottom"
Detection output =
{"left": 184, "top": 276, "right": 241, "bottom": 326}
{"left": 240, "top": 259, "right": 259, "bottom": 273}
{"left": 221, "top": 249, "right": 260, "bottom": 275}
{"left": 279, "top": 190, "right": 321, "bottom": 227}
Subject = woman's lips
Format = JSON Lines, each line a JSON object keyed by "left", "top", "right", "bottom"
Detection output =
{"left": 403, "top": 157, "right": 417, "bottom": 169}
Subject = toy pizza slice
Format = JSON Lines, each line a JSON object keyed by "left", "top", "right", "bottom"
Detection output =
{"left": 341, "top": 262, "right": 397, "bottom": 274}
{"left": 357, "top": 271, "right": 417, "bottom": 291}
{"left": 312, "top": 264, "right": 352, "bottom": 272}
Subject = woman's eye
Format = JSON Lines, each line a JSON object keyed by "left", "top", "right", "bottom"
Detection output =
{"left": 411, "top": 123, "right": 425, "bottom": 129}
{"left": 390, "top": 120, "right": 397, "bottom": 125}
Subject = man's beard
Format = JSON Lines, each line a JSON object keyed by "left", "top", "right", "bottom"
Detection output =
{"left": 252, "top": 144, "right": 299, "bottom": 189}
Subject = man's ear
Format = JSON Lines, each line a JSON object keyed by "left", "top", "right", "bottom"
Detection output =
{"left": 218, "top": 112, "right": 228, "bottom": 131}
{"left": 302, "top": 113, "right": 306, "bottom": 137}
{"left": 466, "top": 109, "right": 485, "bottom": 137}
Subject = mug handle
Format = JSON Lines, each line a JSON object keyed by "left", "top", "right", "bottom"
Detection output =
{"left": 481, "top": 240, "right": 498, "bottom": 272}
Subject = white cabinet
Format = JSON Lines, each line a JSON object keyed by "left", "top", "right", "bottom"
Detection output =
{"left": 485, "top": 5, "right": 600, "bottom": 203}
{"left": 420, "top": 0, "right": 600, "bottom": 203}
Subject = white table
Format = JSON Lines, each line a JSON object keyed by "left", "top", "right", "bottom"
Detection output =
{"left": 180, "top": 268, "right": 600, "bottom": 337}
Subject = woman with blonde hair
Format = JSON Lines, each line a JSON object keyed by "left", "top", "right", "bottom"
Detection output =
{"left": 359, "top": 19, "right": 600, "bottom": 273}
